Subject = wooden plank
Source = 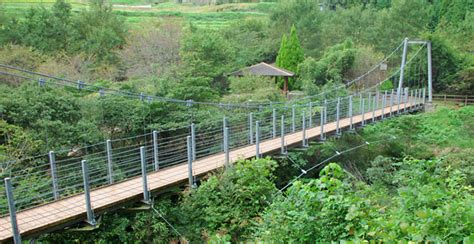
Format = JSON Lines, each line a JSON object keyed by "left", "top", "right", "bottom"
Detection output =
{"left": 0, "top": 102, "right": 419, "bottom": 242}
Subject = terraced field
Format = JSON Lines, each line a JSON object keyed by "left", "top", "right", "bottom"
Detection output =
{"left": 1, "top": 1, "right": 274, "bottom": 29}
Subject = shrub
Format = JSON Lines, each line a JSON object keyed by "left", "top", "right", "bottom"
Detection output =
{"left": 176, "top": 157, "right": 277, "bottom": 242}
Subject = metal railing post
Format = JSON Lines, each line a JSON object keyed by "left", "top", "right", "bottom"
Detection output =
{"left": 349, "top": 96, "right": 353, "bottom": 130}
{"left": 372, "top": 96, "right": 376, "bottom": 123}
{"left": 422, "top": 87, "right": 426, "bottom": 105}
{"left": 272, "top": 108, "right": 276, "bottom": 138}
{"left": 324, "top": 99, "right": 328, "bottom": 123}
{"left": 320, "top": 106, "right": 325, "bottom": 141}
{"left": 415, "top": 89, "right": 419, "bottom": 109}
{"left": 224, "top": 127, "right": 229, "bottom": 169}
{"left": 416, "top": 89, "right": 420, "bottom": 108}
{"left": 153, "top": 130, "right": 159, "bottom": 171}
{"left": 397, "top": 89, "right": 401, "bottom": 114}
{"left": 255, "top": 121, "right": 260, "bottom": 158}
{"left": 191, "top": 123, "right": 196, "bottom": 160}
{"left": 420, "top": 89, "right": 423, "bottom": 108}
{"left": 186, "top": 136, "right": 194, "bottom": 187}
{"left": 5, "top": 178, "right": 21, "bottom": 243}
{"left": 405, "top": 87, "right": 409, "bottom": 105}
{"left": 249, "top": 113, "right": 253, "bottom": 144}
{"left": 376, "top": 91, "right": 380, "bottom": 112}
{"left": 359, "top": 94, "right": 363, "bottom": 115}
{"left": 302, "top": 110, "right": 307, "bottom": 147}
{"left": 413, "top": 89, "right": 418, "bottom": 110}
{"left": 368, "top": 93, "right": 372, "bottom": 115}
{"left": 281, "top": 115, "right": 286, "bottom": 154}
{"left": 410, "top": 90, "right": 414, "bottom": 111}
{"left": 336, "top": 97, "right": 341, "bottom": 135}
{"left": 414, "top": 89, "right": 418, "bottom": 110}
{"left": 419, "top": 89, "right": 423, "bottom": 108}
{"left": 308, "top": 102, "right": 313, "bottom": 128}
{"left": 48, "top": 151, "right": 59, "bottom": 200}
{"left": 361, "top": 95, "right": 366, "bottom": 126}
{"left": 140, "top": 147, "right": 150, "bottom": 203}
{"left": 389, "top": 89, "right": 394, "bottom": 117}
{"left": 222, "top": 117, "right": 227, "bottom": 151}
{"left": 427, "top": 41, "right": 433, "bottom": 103}
{"left": 292, "top": 105, "right": 296, "bottom": 133}
{"left": 106, "top": 139, "right": 114, "bottom": 184}
{"left": 403, "top": 88, "right": 408, "bottom": 113}
{"left": 81, "top": 160, "right": 96, "bottom": 225}
{"left": 382, "top": 91, "right": 386, "bottom": 119}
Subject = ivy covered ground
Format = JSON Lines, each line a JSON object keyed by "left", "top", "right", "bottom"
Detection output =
{"left": 41, "top": 105, "right": 474, "bottom": 242}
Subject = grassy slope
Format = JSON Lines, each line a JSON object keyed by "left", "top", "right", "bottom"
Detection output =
{"left": 361, "top": 104, "right": 474, "bottom": 160}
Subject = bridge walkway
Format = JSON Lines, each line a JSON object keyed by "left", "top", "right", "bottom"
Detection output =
{"left": 0, "top": 102, "right": 420, "bottom": 242}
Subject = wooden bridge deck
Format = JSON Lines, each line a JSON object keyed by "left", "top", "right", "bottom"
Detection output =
{"left": 0, "top": 102, "right": 420, "bottom": 242}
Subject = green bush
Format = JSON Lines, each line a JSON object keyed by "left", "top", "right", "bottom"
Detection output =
{"left": 256, "top": 163, "right": 353, "bottom": 242}
{"left": 257, "top": 157, "right": 474, "bottom": 242}
{"left": 379, "top": 79, "right": 394, "bottom": 91}
{"left": 176, "top": 157, "right": 277, "bottom": 242}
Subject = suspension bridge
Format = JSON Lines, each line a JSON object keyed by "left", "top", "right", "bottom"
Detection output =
{"left": 0, "top": 38, "right": 434, "bottom": 243}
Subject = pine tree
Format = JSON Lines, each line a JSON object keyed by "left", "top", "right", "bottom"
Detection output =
{"left": 286, "top": 25, "right": 304, "bottom": 73}
{"left": 276, "top": 34, "right": 288, "bottom": 70}
{"left": 275, "top": 25, "right": 304, "bottom": 90}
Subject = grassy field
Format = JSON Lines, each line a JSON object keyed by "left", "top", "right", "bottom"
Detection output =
{"left": 1, "top": 1, "right": 274, "bottom": 29}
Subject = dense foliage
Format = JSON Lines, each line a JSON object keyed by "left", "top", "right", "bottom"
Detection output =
{"left": 1, "top": 0, "right": 472, "bottom": 93}
{"left": 258, "top": 105, "right": 474, "bottom": 242}
{"left": 0, "top": 0, "right": 473, "bottom": 242}
{"left": 42, "top": 199, "right": 177, "bottom": 243}
{"left": 258, "top": 157, "right": 473, "bottom": 241}
{"left": 1, "top": 0, "right": 127, "bottom": 65}
{"left": 176, "top": 158, "right": 277, "bottom": 242}
{"left": 268, "top": 0, "right": 473, "bottom": 94}
{"left": 298, "top": 40, "right": 356, "bottom": 93}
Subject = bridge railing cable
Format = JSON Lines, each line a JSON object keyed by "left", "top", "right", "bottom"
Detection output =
{"left": 0, "top": 43, "right": 429, "bottom": 236}
{"left": 0, "top": 39, "right": 410, "bottom": 112}
{"left": 0, "top": 86, "right": 427, "bottom": 244}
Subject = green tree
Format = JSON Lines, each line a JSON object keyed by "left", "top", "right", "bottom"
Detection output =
{"left": 180, "top": 28, "right": 236, "bottom": 93}
{"left": 3, "top": 0, "right": 73, "bottom": 53}
{"left": 0, "top": 83, "right": 104, "bottom": 152}
{"left": 169, "top": 76, "right": 219, "bottom": 102}
{"left": 276, "top": 25, "right": 304, "bottom": 89}
{"left": 0, "top": 0, "right": 126, "bottom": 66}
{"left": 222, "top": 19, "right": 275, "bottom": 68}
{"left": 275, "top": 34, "right": 288, "bottom": 70}
{"left": 422, "top": 33, "right": 462, "bottom": 93}
{"left": 298, "top": 40, "right": 355, "bottom": 89}
{"left": 69, "top": 0, "right": 127, "bottom": 64}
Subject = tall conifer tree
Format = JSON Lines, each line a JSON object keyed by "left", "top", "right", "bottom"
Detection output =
{"left": 276, "top": 25, "right": 304, "bottom": 90}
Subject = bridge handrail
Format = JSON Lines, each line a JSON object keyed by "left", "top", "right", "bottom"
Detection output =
{"left": 431, "top": 94, "right": 474, "bottom": 105}
{"left": 0, "top": 87, "right": 428, "bottom": 242}
{"left": 0, "top": 88, "right": 425, "bottom": 216}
